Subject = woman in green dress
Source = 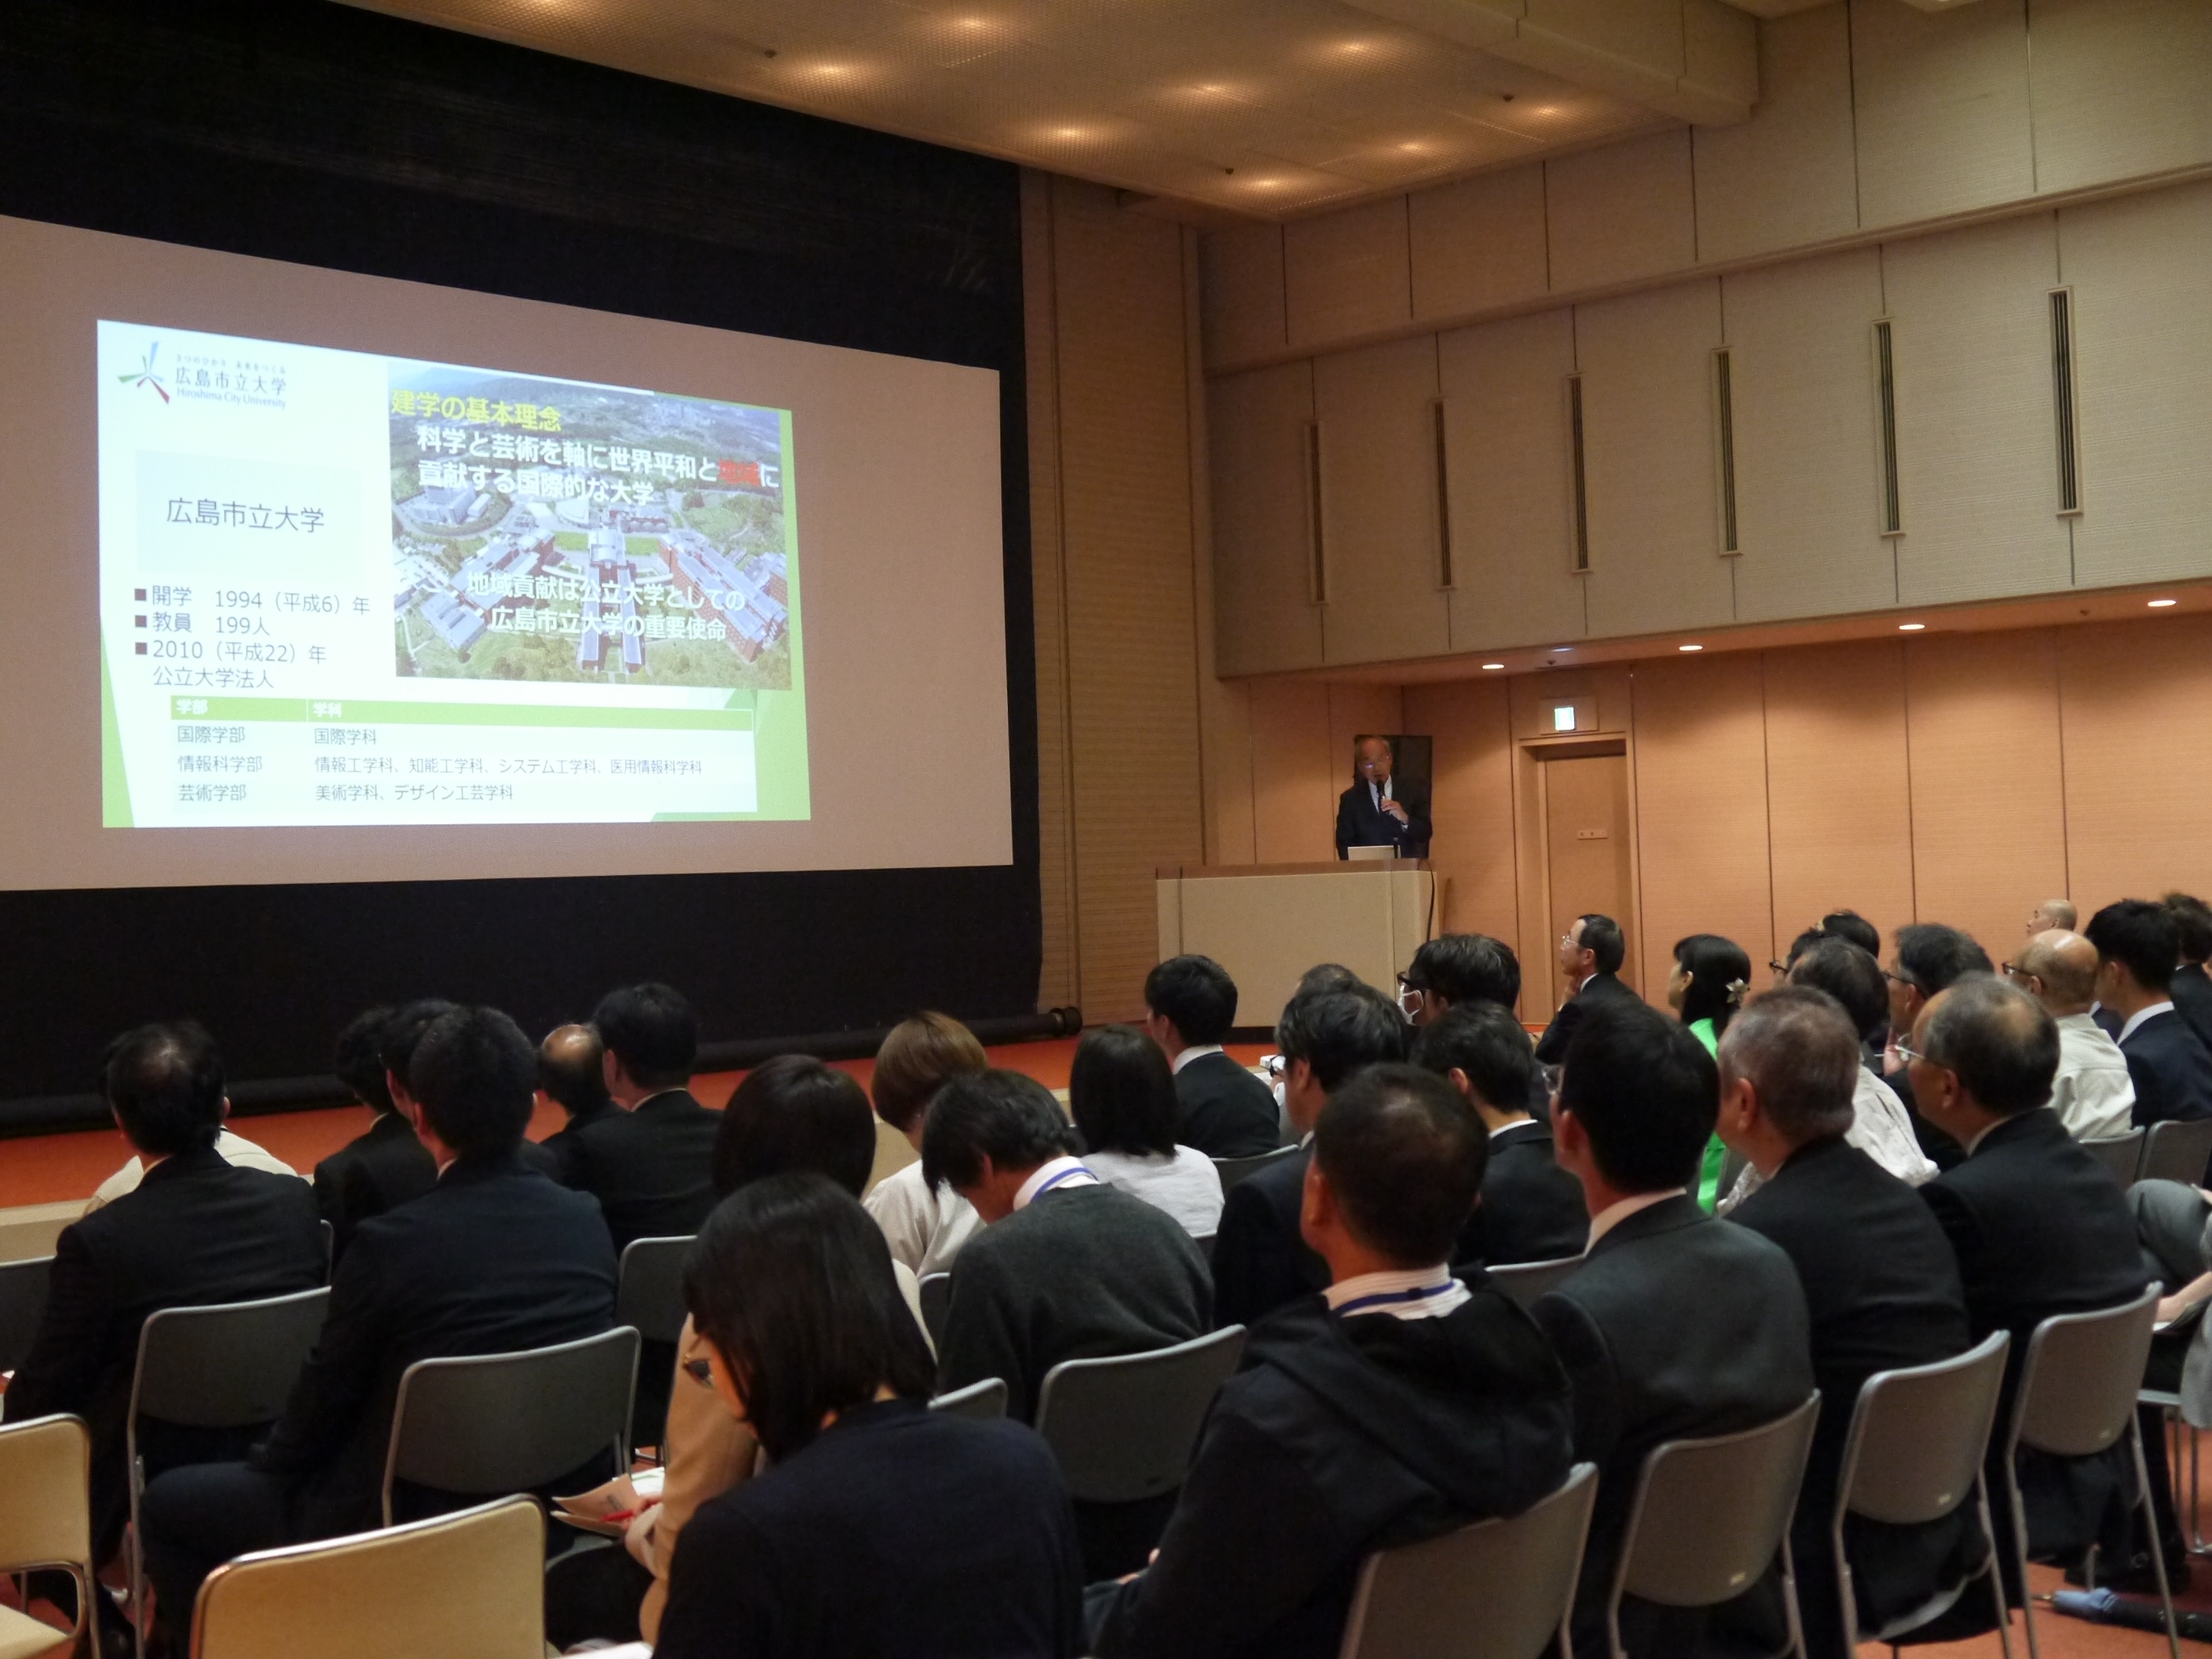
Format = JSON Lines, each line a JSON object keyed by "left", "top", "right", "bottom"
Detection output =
{"left": 1668, "top": 932, "right": 1752, "bottom": 1210}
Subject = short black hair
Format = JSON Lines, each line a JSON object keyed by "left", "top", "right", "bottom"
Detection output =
{"left": 1069, "top": 1025, "right": 1179, "bottom": 1159}
{"left": 1920, "top": 973, "right": 2058, "bottom": 1117}
{"left": 2087, "top": 899, "right": 2181, "bottom": 992}
{"left": 408, "top": 1005, "right": 537, "bottom": 1158}
{"left": 2167, "top": 893, "right": 2212, "bottom": 965}
{"left": 379, "top": 998, "right": 460, "bottom": 1094}
{"left": 1718, "top": 987, "right": 1859, "bottom": 1144}
{"left": 1412, "top": 1002, "right": 1535, "bottom": 1116}
{"left": 1314, "top": 1065, "right": 1486, "bottom": 1265}
{"left": 334, "top": 1007, "right": 394, "bottom": 1115}
{"left": 537, "top": 1027, "right": 610, "bottom": 1119}
{"left": 1404, "top": 934, "right": 1521, "bottom": 1010}
{"left": 592, "top": 982, "right": 698, "bottom": 1090}
{"left": 1673, "top": 934, "right": 1752, "bottom": 1035}
{"left": 1783, "top": 928, "right": 1829, "bottom": 971}
{"left": 1818, "top": 910, "right": 1881, "bottom": 958}
{"left": 1276, "top": 986, "right": 1409, "bottom": 1093}
{"left": 1576, "top": 914, "right": 1626, "bottom": 975}
{"left": 1558, "top": 1001, "right": 1717, "bottom": 1193}
{"left": 1892, "top": 924, "right": 1993, "bottom": 996}
{"left": 103, "top": 1020, "right": 225, "bottom": 1157}
{"left": 921, "top": 1069, "right": 1075, "bottom": 1192}
{"left": 1788, "top": 939, "right": 1889, "bottom": 1044}
{"left": 1143, "top": 955, "right": 1239, "bottom": 1046}
{"left": 713, "top": 1054, "right": 875, "bottom": 1199}
{"left": 1294, "top": 963, "right": 1365, "bottom": 1000}
{"left": 683, "top": 1174, "right": 936, "bottom": 1464}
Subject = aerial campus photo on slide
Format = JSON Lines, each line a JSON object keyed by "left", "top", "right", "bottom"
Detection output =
{"left": 97, "top": 321, "right": 810, "bottom": 830}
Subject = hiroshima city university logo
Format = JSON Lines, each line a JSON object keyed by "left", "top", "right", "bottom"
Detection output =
{"left": 120, "top": 341, "right": 170, "bottom": 403}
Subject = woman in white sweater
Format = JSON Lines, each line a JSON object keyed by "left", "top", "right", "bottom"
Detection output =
{"left": 862, "top": 1012, "right": 991, "bottom": 1276}
{"left": 1068, "top": 1024, "right": 1223, "bottom": 1239}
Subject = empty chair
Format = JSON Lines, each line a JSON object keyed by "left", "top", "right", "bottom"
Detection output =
{"left": 1211, "top": 1146, "right": 1298, "bottom": 1193}
{"left": 929, "top": 1377, "right": 1008, "bottom": 1420}
{"left": 0, "top": 1413, "right": 93, "bottom": 1659}
{"left": 1033, "top": 1325, "right": 1248, "bottom": 1506}
{"left": 917, "top": 1272, "right": 951, "bottom": 1350}
{"left": 189, "top": 1494, "right": 543, "bottom": 1659}
{"left": 1608, "top": 1394, "right": 1822, "bottom": 1659}
{"left": 381, "top": 1324, "right": 639, "bottom": 1526}
{"left": 0, "top": 1254, "right": 53, "bottom": 1375}
{"left": 617, "top": 1236, "right": 693, "bottom": 1451}
{"left": 1485, "top": 1256, "right": 1583, "bottom": 1312}
{"left": 1339, "top": 1462, "right": 1597, "bottom": 1659}
{"left": 2083, "top": 1130, "right": 2145, "bottom": 1190}
{"left": 2137, "top": 1119, "right": 2212, "bottom": 1186}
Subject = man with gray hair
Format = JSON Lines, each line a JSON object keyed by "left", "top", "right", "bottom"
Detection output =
{"left": 2009, "top": 931, "right": 2135, "bottom": 1141}
{"left": 2027, "top": 898, "right": 2077, "bottom": 937}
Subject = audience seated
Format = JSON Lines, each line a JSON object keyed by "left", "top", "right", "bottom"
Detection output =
{"left": 536, "top": 1021, "right": 619, "bottom": 1185}
{"left": 86, "top": 1108, "right": 300, "bottom": 1212}
{"left": 312, "top": 1004, "right": 437, "bottom": 1262}
{"left": 1211, "top": 985, "right": 1408, "bottom": 1330}
{"left": 862, "top": 1011, "right": 990, "bottom": 1275}
{"left": 1533, "top": 912, "right": 1635, "bottom": 1066}
{"left": 1884, "top": 923, "right": 1995, "bottom": 1170}
{"left": 2028, "top": 897, "right": 2078, "bottom": 936}
{"left": 1396, "top": 932, "right": 1522, "bottom": 1031}
{"left": 1409, "top": 1003, "right": 1585, "bottom": 1265}
{"left": 1818, "top": 910, "right": 1883, "bottom": 959}
{"left": 562, "top": 982, "right": 721, "bottom": 1251}
{"left": 654, "top": 1174, "right": 1082, "bottom": 1659}
{"left": 1142, "top": 955, "right": 1278, "bottom": 1158}
{"left": 2166, "top": 892, "right": 2212, "bottom": 1056}
{"left": 1715, "top": 988, "right": 1977, "bottom": 1658}
{"left": 2086, "top": 899, "right": 2212, "bottom": 1129}
{"left": 138, "top": 1005, "right": 618, "bottom": 1647}
{"left": 1068, "top": 1025, "right": 1222, "bottom": 1238}
{"left": 2009, "top": 931, "right": 2137, "bottom": 1141}
{"left": 1084, "top": 1065, "right": 1574, "bottom": 1659}
{"left": 1533, "top": 999, "right": 1814, "bottom": 1659}
{"left": 1668, "top": 932, "right": 1752, "bottom": 1210}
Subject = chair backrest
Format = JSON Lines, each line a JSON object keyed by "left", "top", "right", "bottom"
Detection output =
{"left": 2009, "top": 1283, "right": 2160, "bottom": 1459}
{"left": 130, "top": 1287, "right": 333, "bottom": 1431}
{"left": 0, "top": 1253, "right": 54, "bottom": 1374}
{"left": 2083, "top": 1130, "right": 2146, "bottom": 1189}
{"left": 1485, "top": 1256, "right": 1583, "bottom": 1311}
{"left": 192, "top": 1495, "right": 543, "bottom": 1659}
{"left": 930, "top": 1378, "right": 1009, "bottom": 1420}
{"left": 1034, "top": 1325, "right": 1247, "bottom": 1503}
{"left": 1338, "top": 1463, "right": 1598, "bottom": 1659}
{"left": 383, "top": 1326, "right": 639, "bottom": 1525}
{"left": 1613, "top": 1394, "right": 1821, "bottom": 1610}
{"left": 0, "top": 1412, "right": 92, "bottom": 1582}
{"left": 2138, "top": 1117, "right": 2212, "bottom": 1186}
{"left": 1836, "top": 1331, "right": 2010, "bottom": 1527}
{"left": 615, "top": 1236, "right": 693, "bottom": 1344}
{"left": 1715, "top": 1145, "right": 1750, "bottom": 1205}
{"left": 1213, "top": 1146, "right": 1298, "bottom": 1192}
{"left": 918, "top": 1272, "right": 952, "bottom": 1349}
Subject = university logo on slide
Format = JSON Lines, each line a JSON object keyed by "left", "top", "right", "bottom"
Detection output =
{"left": 119, "top": 340, "right": 170, "bottom": 403}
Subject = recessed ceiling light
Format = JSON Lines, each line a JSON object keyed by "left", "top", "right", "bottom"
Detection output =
{"left": 1481, "top": 662, "right": 1504, "bottom": 671}
{"left": 1548, "top": 646, "right": 1571, "bottom": 653}
{"left": 2149, "top": 598, "right": 2178, "bottom": 607}
{"left": 1678, "top": 643, "right": 1702, "bottom": 652}
{"left": 1898, "top": 622, "right": 1925, "bottom": 632}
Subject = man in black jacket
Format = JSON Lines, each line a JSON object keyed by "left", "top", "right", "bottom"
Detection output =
{"left": 2085, "top": 899, "right": 2212, "bottom": 1130}
{"left": 1144, "top": 954, "right": 1279, "bottom": 1158}
{"left": 1333, "top": 735, "right": 1430, "bottom": 859}
{"left": 1399, "top": 932, "right": 1523, "bottom": 1032}
{"left": 564, "top": 982, "right": 721, "bottom": 1251}
{"left": 138, "top": 1005, "right": 618, "bottom": 1646}
{"left": 1533, "top": 914, "right": 1637, "bottom": 1066}
{"left": 2164, "top": 892, "right": 2212, "bottom": 1057}
{"left": 1716, "top": 988, "right": 1976, "bottom": 1658}
{"left": 537, "top": 1021, "right": 620, "bottom": 1185}
{"left": 312, "top": 1004, "right": 438, "bottom": 1263}
{"left": 1086, "top": 1064, "right": 1574, "bottom": 1659}
{"left": 1534, "top": 999, "right": 1815, "bottom": 1659}
{"left": 1412, "top": 1002, "right": 1585, "bottom": 1266}
{"left": 1884, "top": 924, "right": 1995, "bottom": 1169}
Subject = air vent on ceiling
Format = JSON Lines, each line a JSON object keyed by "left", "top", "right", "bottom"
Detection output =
{"left": 1873, "top": 319, "right": 1903, "bottom": 537}
{"left": 1567, "top": 374, "right": 1590, "bottom": 573}
{"left": 1431, "top": 399, "right": 1454, "bottom": 590}
{"left": 2049, "top": 287, "right": 2082, "bottom": 516}
{"left": 1712, "top": 347, "right": 1739, "bottom": 555}
{"left": 1303, "top": 419, "right": 1327, "bottom": 605}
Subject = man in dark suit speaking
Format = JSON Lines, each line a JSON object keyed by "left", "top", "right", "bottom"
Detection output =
{"left": 1334, "top": 736, "right": 1430, "bottom": 859}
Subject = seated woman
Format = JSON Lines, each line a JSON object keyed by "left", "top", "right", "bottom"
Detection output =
{"left": 656, "top": 1174, "right": 1084, "bottom": 1659}
{"left": 861, "top": 1012, "right": 991, "bottom": 1275}
{"left": 1668, "top": 932, "right": 1751, "bottom": 1210}
{"left": 1068, "top": 1024, "right": 1223, "bottom": 1239}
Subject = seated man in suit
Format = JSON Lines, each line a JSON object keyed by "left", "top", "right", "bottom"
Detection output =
{"left": 1910, "top": 973, "right": 2155, "bottom": 1598}
{"left": 537, "top": 1021, "right": 620, "bottom": 1185}
{"left": 1210, "top": 983, "right": 1408, "bottom": 1330}
{"left": 1411, "top": 1002, "right": 1585, "bottom": 1265}
{"left": 1716, "top": 988, "right": 1976, "bottom": 1658}
{"left": 2166, "top": 892, "right": 2212, "bottom": 1056}
{"left": 313, "top": 1005, "right": 438, "bottom": 1262}
{"left": 1884, "top": 923, "right": 1994, "bottom": 1170}
{"left": 564, "top": 981, "right": 722, "bottom": 1251}
{"left": 2085, "top": 899, "right": 2212, "bottom": 1130}
{"left": 1533, "top": 999, "right": 1815, "bottom": 1659}
{"left": 1333, "top": 735, "right": 1430, "bottom": 859}
{"left": 1533, "top": 913, "right": 1636, "bottom": 1066}
{"left": 1086, "top": 1064, "right": 1575, "bottom": 1659}
{"left": 1143, "top": 954, "right": 1279, "bottom": 1159}
{"left": 1397, "top": 932, "right": 1522, "bottom": 1033}
{"left": 138, "top": 1004, "right": 619, "bottom": 1646}
{"left": 2010, "top": 931, "right": 2136, "bottom": 1141}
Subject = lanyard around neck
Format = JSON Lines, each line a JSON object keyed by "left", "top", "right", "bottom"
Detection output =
{"left": 1334, "top": 1281, "right": 1453, "bottom": 1317}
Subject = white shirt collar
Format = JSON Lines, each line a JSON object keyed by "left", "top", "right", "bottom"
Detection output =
{"left": 1013, "top": 1155, "right": 1098, "bottom": 1210}
{"left": 1574, "top": 972, "right": 1597, "bottom": 994}
{"left": 2119, "top": 1002, "right": 2177, "bottom": 1046}
{"left": 1586, "top": 1188, "right": 1679, "bottom": 1249}
{"left": 1324, "top": 1265, "right": 1467, "bottom": 1321}
{"left": 1171, "top": 1044, "right": 1225, "bottom": 1075}
{"left": 1489, "top": 1116, "right": 1536, "bottom": 1139}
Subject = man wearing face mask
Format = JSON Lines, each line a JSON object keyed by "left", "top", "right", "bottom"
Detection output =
{"left": 1334, "top": 736, "right": 1430, "bottom": 860}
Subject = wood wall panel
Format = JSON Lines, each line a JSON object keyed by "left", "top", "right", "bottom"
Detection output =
{"left": 1208, "top": 362, "right": 1321, "bottom": 676}
{"left": 1691, "top": 5, "right": 1859, "bottom": 266}
{"left": 1849, "top": 0, "right": 2034, "bottom": 229}
{"left": 1545, "top": 130, "right": 1699, "bottom": 294}
{"left": 1247, "top": 679, "right": 1336, "bottom": 866}
{"left": 1409, "top": 163, "right": 1551, "bottom": 324}
{"left": 1314, "top": 337, "right": 1452, "bottom": 665}
{"left": 2028, "top": 0, "right": 2212, "bottom": 196}
{"left": 1284, "top": 197, "right": 1412, "bottom": 350}
{"left": 1327, "top": 684, "right": 1405, "bottom": 771}
{"left": 1199, "top": 219, "right": 1286, "bottom": 372}
{"left": 1403, "top": 679, "right": 1519, "bottom": 951}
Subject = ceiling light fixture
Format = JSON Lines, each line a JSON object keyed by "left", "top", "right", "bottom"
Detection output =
{"left": 1481, "top": 662, "right": 1504, "bottom": 671}
{"left": 2149, "top": 598, "right": 2178, "bottom": 607}
{"left": 1678, "top": 643, "right": 1702, "bottom": 652}
{"left": 1898, "top": 622, "right": 1925, "bottom": 632}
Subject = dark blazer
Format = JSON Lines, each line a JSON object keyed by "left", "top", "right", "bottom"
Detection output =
{"left": 313, "top": 1111, "right": 436, "bottom": 1264}
{"left": 563, "top": 1088, "right": 720, "bottom": 1252}
{"left": 1456, "top": 1119, "right": 1588, "bottom": 1269}
{"left": 1532, "top": 971, "right": 1640, "bottom": 1066}
{"left": 655, "top": 1398, "right": 1083, "bottom": 1659}
{"left": 251, "top": 1148, "right": 617, "bottom": 1536}
{"left": 1334, "top": 778, "right": 1431, "bottom": 859}
{"left": 1172, "top": 1052, "right": 1280, "bottom": 1159}
{"left": 1882, "top": 1061, "right": 1966, "bottom": 1172}
{"left": 1210, "top": 1145, "right": 1329, "bottom": 1331}
{"left": 2118, "top": 1008, "right": 2212, "bottom": 1131}
{"left": 5, "top": 1146, "right": 325, "bottom": 1560}
{"left": 1086, "top": 1286, "right": 1575, "bottom": 1659}
{"left": 2170, "top": 965, "right": 2212, "bottom": 1058}
{"left": 1730, "top": 1137, "right": 1975, "bottom": 1659}
{"left": 1533, "top": 1194, "right": 1815, "bottom": 1659}
{"left": 539, "top": 1101, "right": 620, "bottom": 1187}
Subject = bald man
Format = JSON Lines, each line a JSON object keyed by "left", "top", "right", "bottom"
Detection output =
{"left": 2027, "top": 898, "right": 2077, "bottom": 936}
{"left": 1334, "top": 735, "right": 1431, "bottom": 859}
{"left": 2010, "top": 932, "right": 2135, "bottom": 1141}
{"left": 538, "top": 1023, "right": 617, "bottom": 1186}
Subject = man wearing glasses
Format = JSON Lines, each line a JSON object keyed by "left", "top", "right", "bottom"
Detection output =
{"left": 1334, "top": 735, "right": 1430, "bottom": 860}
{"left": 1881, "top": 924, "right": 1993, "bottom": 1172}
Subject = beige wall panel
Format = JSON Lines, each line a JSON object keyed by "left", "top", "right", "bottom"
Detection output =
{"left": 1692, "top": 5, "right": 1859, "bottom": 265}
{"left": 1725, "top": 249, "right": 1895, "bottom": 621}
{"left": 1437, "top": 309, "right": 1588, "bottom": 653}
{"left": 1761, "top": 640, "right": 1916, "bottom": 947}
{"left": 1327, "top": 684, "right": 1406, "bottom": 769}
{"left": 1409, "top": 163, "right": 1551, "bottom": 323}
{"left": 1902, "top": 630, "right": 2067, "bottom": 956}
{"left": 1401, "top": 678, "right": 1521, "bottom": 956}
{"left": 1850, "top": 0, "right": 2034, "bottom": 228}
{"left": 1511, "top": 663, "right": 1634, "bottom": 738}
{"left": 1576, "top": 280, "right": 1734, "bottom": 638}
{"left": 2029, "top": 0, "right": 2212, "bottom": 196}
{"left": 1199, "top": 220, "right": 1287, "bottom": 371}
{"left": 1313, "top": 336, "right": 1452, "bottom": 665}
{"left": 2060, "top": 183, "right": 2212, "bottom": 590}
{"left": 1247, "top": 679, "right": 1337, "bottom": 865}
{"left": 1546, "top": 130, "right": 1699, "bottom": 294}
{"left": 1625, "top": 654, "right": 1775, "bottom": 999}
{"left": 1884, "top": 215, "right": 2071, "bottom": 606}
{"left": 1284, "top": 197, "right": 1413, "bottom": 350}
{"left": 1208, "top": 361, "right": 1323, "bottom": 676}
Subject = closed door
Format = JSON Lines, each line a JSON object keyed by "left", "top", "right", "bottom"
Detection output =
{"left": 1542, "top": 753, "right": 1635, "bottom": 1013}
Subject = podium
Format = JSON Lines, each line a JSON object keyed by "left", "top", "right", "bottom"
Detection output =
{"left": 1155, "top": 861, "right": 1435, "bottom": 1027}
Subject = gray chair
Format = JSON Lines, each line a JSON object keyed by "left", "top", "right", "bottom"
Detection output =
{"left": 2138, "top": 1118, "right": 2212, "bottom": 1186}
{"left": 1485, "top": 1256, "right": 1583, "bottom": 1312}
{"left": 381, "top": 1325, "right": 639, "bottom": 1528}
{"left": 2085, "top": 1130, "right": 2146, "bottom": 1190}
{"left": 2004, "top": 1284, "right": 2175, "bottom": 1659}
{"left": 1337, "top": 1462, "right": 1598, "bottom": 1659}
{"left": 1212, "top": 1146, "right": 1298, "bottom": 1192}
{"left": 0, "top": 1254, "right": 53, "bottom": 1375}
{"left": 1607, "top": 1393, "right": 1822, "bottom": 1659}
{"left": 615, "top": 1237, "right": 691, "bottom": 1344}
{"left": 2138, "top": 1386, "right": 2206, "bottom": 1557}
{"left": 1830, "top": 1331, "right": 2013, "bottom": 1656}
{"left": 918, "top": 1273, "right": 952, "bottom": 1350}
{"left": 929, "top": 1378, "right": 1008, "bottom": 1420}
{"left": 1034, "top": 1326, "right": 1247, "bottom": 1503}
{"left": 1193, "top": 1232, "right": 1217, "bottom": 1268}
